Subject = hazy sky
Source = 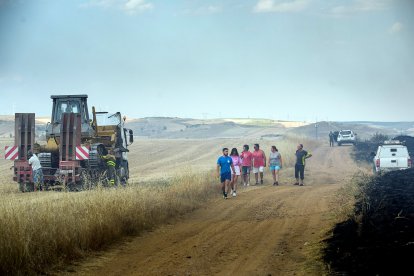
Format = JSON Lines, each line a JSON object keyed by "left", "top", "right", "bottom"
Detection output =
{"left": 1, "top": 0, "right": 413, "bottom": 122}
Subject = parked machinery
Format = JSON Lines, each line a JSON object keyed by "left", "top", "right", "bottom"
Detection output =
{"left": 7, "top": 95, "right": 134, "bottom": 191}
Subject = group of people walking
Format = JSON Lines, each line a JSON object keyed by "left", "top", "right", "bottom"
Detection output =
{"left": 216, "top": 143, "right": 312, "bottom": 199}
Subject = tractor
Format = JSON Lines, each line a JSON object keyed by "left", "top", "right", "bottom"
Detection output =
{"left": 7, "top": 95, "right": 134, "bottom": 191}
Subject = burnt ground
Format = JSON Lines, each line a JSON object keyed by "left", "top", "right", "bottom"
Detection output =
{"left": 324, "top": 140, "right": 414, "bottom": 275}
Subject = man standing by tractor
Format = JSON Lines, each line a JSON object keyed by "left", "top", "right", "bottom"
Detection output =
{"left": 28, "top": 150, "right": 44, "bottom": 191}
{"left": 102, "top": 151, "right": 116, "bottom": 186}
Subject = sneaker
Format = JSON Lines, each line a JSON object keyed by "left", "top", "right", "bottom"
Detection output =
{"left": 299, "top": 184, "right": 304, "bottom": 186}
{"left": 223, "top": 193, "right": 228, "bottom": 199}
{"left": 273, "top": 182, "right": 277, "bottom": 186}
{"left": 255, "top": 182, "right": 259, "bottom": 185}
{"left": 276, "top": 181, "right": 279, "bottom": 186}
{"left": 294, "top": 183, "right": 299, "bottom": 185}
{"left": 232, "top": 191, "right": 236, "bottom": 197}
{"left": 260, "top": 179, "right": 263, "bottom": 184}
{"left": 247, "top": 183, "right": 250, "bottom": 187}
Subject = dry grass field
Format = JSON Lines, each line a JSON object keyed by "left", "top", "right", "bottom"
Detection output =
{"left": 128, "top": 136, "right": 315, "bottom": 182}
{"left": 0, "top": 136, "right": 316, "bottom": 274}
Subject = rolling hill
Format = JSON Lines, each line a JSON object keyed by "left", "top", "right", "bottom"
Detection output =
{"left": 1, "top": 115, "right": 413, "bottom": 140}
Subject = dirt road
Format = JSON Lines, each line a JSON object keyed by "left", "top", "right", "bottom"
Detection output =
{"left": 67, "top": 145, "right": 363, "bottom": 276}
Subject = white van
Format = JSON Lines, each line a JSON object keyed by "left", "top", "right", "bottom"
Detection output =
{"left": 373, "top": 141, "right": 412, "bottom": 174}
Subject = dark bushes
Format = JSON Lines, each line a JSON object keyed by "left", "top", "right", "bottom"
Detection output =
{"left": 324, "top": 169, "right": 414, "bottom": 275}
{"left": 353, "top": 134, "right": 414, "bottom": 164}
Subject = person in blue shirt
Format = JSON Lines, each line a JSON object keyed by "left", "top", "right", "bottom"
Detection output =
{"left": 216, "top": 148, "right": 236, "bottom": 199}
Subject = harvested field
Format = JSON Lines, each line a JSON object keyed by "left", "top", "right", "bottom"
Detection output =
{"left": 127, "top": 136, "right": 314, "bottom": 182}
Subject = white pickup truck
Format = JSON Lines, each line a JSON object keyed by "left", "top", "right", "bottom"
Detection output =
{"left": 373, "top": 141, "right": 412, "bottom": 174}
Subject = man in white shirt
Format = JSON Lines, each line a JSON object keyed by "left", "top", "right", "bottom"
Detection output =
{"left": 28, "top": 150, "right": 44, "bottom": 190}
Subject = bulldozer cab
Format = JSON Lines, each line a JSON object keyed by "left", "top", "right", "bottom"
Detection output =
{"left": 46, "top": 95, "right": 94, "bottom": 139}
{"left": 51, "top": 95, "right": 89, "bottom": 124}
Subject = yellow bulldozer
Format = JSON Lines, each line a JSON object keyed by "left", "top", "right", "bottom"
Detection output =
{"left": 8, "top": 94, "right": 134, "bottom": 191}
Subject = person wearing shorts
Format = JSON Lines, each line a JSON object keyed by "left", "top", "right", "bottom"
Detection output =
{"left": 230, "top": 148, "right": 241, "bottom": 197}
{"left": 269, "top": 146, "right": 283, "bottom": 186}
{"left": 217, "top": 148, "right": 235, "bottom": 199}
{"left": 252, "top": 144, "right": 266, "bottom": 185}
{"left": 240, "top": 144, "right": 253, "bottom": 186}
{"left": 294, "top": 144, "right": 312, "bottom": 186}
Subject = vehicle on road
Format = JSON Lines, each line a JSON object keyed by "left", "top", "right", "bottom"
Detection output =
{"left": 337, "top": 130, "right": 356, "bottom": 146}
{"left": 373, "top": 140, "right": 412, "bottom": 174}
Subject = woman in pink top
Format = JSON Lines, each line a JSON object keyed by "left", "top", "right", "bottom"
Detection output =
{"left": 230, "top": 148, "right": 241, "bottom": 197}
